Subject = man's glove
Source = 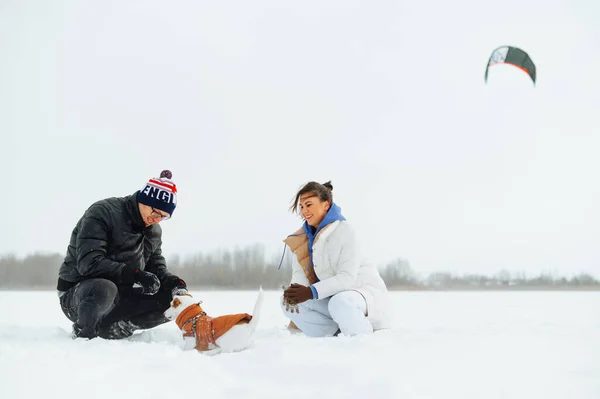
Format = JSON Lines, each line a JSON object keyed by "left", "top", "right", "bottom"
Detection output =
{"left": 172, "top": 286, "right": 189, "bottom": 296}
{"left": 162, "top": 275, "right": 188, "bottom": 297}
{"left": 133, "top": 270, "right": 161, "bottom": 295}
{"left": 119, "top": 265, "right": 136, "bottom": 287}
{"left": 283, "top": 283, "right": 314, "bottom": 305}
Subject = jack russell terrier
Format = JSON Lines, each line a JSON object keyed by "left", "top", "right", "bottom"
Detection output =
{"left": 164, "top": 289, "right": 263, "bottom": 354}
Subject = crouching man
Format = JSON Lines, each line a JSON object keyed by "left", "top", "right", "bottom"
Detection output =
{"left": 57, "top": 170, "right": 188, "bottom": 340}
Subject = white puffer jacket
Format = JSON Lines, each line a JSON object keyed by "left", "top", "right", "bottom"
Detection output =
{"left": 286, "top": 220, "right": 391, "bottom": 330}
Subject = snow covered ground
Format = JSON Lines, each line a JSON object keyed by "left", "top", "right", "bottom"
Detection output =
{"left": 1, "top": 290, "right": 598, "bottom": 399}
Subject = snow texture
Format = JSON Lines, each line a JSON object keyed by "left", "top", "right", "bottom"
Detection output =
{"left": 1, "top": 290, "right": 599, "bottom": 399}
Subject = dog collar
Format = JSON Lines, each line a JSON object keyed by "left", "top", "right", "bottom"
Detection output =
{"left": 175, "top": 303, "right": 206, "bottom": 330}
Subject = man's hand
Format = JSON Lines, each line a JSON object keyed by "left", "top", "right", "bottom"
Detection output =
{"left": 133, "top": 270, "right": 160, "bottom": 295}
{"left": 162, "top": 275, "right": 188, "bottom": 297}
{"left": 172, "top": 287, "right": 190, "bottom": 297}
{"left": 283, "top": 283, "right": 314, "bottom": 304}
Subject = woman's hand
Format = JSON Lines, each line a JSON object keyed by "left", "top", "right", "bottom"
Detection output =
{"left": 283, "top": 283, "right": 314, "bottom": 304}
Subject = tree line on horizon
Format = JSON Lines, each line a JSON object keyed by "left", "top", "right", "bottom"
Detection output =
{"left": 1, "top": 245, "right": 598, "bottom": 290}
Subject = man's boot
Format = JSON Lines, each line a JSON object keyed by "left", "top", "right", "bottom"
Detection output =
{"left": 98, "top": 320, "right": 137, "bottom": 340}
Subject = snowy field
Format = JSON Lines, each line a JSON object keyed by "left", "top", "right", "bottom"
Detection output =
{"left": 1, "top": 290, "right": 599, "bottom": 399}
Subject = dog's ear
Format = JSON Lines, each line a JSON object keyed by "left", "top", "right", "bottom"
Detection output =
{"left": 172, "top": 297, "right": 182, "bottom": 308}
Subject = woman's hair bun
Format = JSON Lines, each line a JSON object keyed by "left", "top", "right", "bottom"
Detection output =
{"left": 322, "top": 181, "right": 333, "bottom": 191}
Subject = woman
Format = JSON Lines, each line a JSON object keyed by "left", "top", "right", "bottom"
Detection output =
{"left": 281, "top": 181, "right": 391, "bottom": 337}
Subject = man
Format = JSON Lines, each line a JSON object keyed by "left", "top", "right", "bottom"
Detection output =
{"left": 57, "top": 170, "right": 188, "bottom": 340}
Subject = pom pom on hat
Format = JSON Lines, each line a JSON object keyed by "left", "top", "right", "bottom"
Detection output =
{"left": 137, "top": 170, "right": 177, "bottom": 216}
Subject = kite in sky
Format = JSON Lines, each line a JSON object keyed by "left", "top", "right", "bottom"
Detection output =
{"left": 484, "top": 46, "right": 536, "bottom": 85}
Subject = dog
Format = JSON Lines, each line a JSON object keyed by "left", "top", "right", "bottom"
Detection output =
{"left": 164, "top": 288, "right": 263, "bottom": 354}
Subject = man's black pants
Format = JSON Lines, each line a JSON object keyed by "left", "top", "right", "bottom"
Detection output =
{"left": 59, "top": 278, "right": 172, "bottom": 339}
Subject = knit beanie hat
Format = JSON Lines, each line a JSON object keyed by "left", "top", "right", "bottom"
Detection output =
{"left": 137, "top": 170, "right": 178, "bottom": 216}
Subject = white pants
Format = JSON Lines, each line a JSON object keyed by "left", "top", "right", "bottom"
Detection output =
{"left": 281, "top": 290, "right": 373, "bottom": 337}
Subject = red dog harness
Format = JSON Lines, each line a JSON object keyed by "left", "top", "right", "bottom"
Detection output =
{"left": 175, "top": 302, "right": 252, "bottom": 351}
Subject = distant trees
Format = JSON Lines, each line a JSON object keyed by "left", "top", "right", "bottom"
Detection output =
{"left": 0, "top": 252, "right": 63, "bottom": 288}
{"left": 166, "top": 244, "right": 288, "bottom": 289}
{"left": 0, "top": 247, "right": 598, "bottom": 290}
{"left": 0, "top": 245, "right": 289, "bottom": 290}
{"left": 381, "top": 258, "right": 420, "bottom": 288}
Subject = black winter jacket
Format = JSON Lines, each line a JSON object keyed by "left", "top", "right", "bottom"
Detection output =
{"left": 57, "top": 192, "right": 175, "bottom": 292}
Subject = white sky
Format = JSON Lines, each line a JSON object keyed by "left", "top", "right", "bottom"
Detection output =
{"left": 2, "top": 0, "right": 600, "bottom": 277}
